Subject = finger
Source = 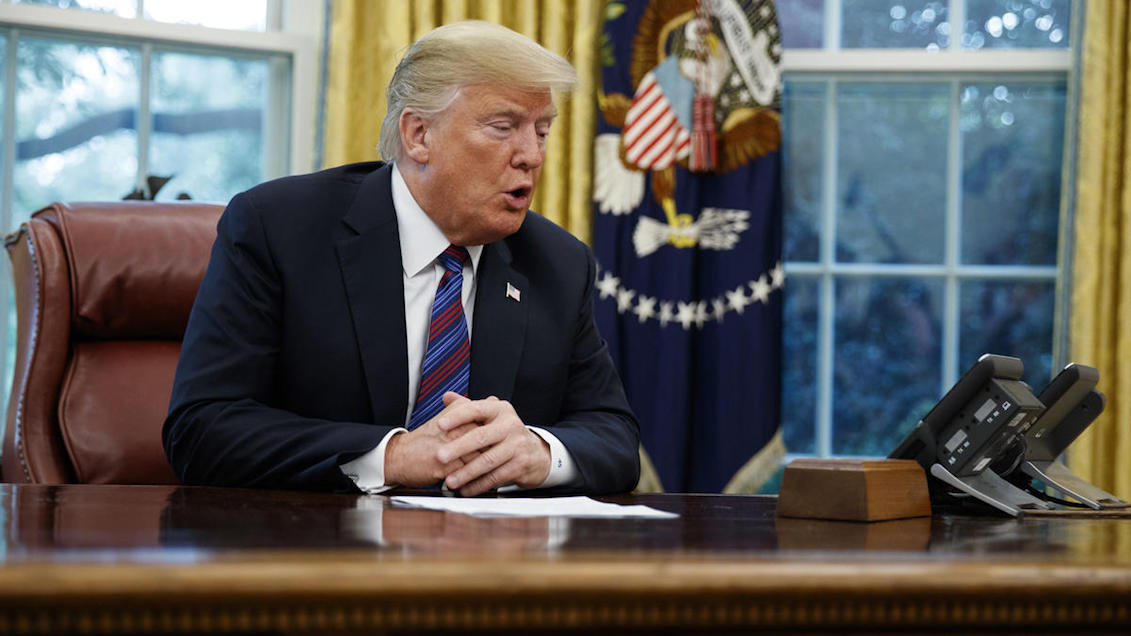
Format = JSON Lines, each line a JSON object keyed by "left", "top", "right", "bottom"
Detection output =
{"left": 457, "top": 466, "right": 515, "bottom": 496}
{"left": 441, "top": 391, "right": 468, "bottom": 407}
{"left": 457, "top": 477, "right": 500, "bottom": 498}
{"left": 432, "top": 393, "right": 471, "bottom": 428}
{"left": 446, "top": 443, "right": 516, "bottom": 493}
{"left": 443, "top": 423, "right": 485, "bottom": 463}
{"left": 435, "top": 398, "right": 505, "bottom": 432}
{"left": 456, "top": 432, "right": 550, "bottom": 493}
{"left": 444, "top": 429, "right": 543, "bottom": 491}
{"left": 436, "top": 419, "right": 509, "bottom": 464}
{"left": 454, "top": 445, "right": 538, "bottom": 496}
{"left": 437, "top": 399, "right": 499, "bottom": 430}
{"left": 440, "top": 421, "right": 479, "bottom": 441}
{"left": 437, "top": 455, "right": 467, "bottom": 476}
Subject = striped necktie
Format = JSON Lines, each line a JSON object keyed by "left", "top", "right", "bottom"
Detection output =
{"left": 408, "top": 244, "right": 471, "bottom": 430}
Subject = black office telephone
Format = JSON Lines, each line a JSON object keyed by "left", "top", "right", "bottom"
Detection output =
{"left": 995, "top": 363, "right": 1128, "bottom": 509}
{"left": 889, "top": 354, "right": 1052, "bottom": 516}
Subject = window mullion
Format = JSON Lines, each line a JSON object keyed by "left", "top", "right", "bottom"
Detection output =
{"left": 816, "top": 78, "right": 838, "bottom": 458}
{"left": 942, "top": 79, "right": 962, "bottom": 393}
{"left": 1, "top": 29, "right": 18, "bottom": 420}
{"left": 817, "top": 275, "right": 835, "bottom": 457}
{"left": 137, "top": 42, "right": 152, "bottom": 196}
{"left": 949, "top": 0, "right": 965, "bottom": 49}
{"left": 824, "top": 0, "right": 841, "bottom": 51}
{"left": 266, "top": 0, "right": 283, "bottom": 31}
{"left": 263, "top": 55, "right": 289, "bottom": 180}
{"left": 2, "top": 30, "right": 17, "bottom": 233}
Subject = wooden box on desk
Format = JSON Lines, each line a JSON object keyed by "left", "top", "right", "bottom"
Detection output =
{"left": 777, "top": 458, "right": 931, "bottom": 522}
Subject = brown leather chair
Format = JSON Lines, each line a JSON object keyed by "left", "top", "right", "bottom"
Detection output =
{"left": 2, "top": 201, "right": 224, "bottom": 484}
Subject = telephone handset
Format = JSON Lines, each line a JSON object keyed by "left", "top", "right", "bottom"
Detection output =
{"left": 1016, "top": 364, "right": 1127, "bottom": 509}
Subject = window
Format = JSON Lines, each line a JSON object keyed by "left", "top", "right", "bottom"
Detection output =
{"left": 0, "top": 0, "right": 319, "bottom": 409}
{"left": 12, "top": 0, "right": 270, "bottom": 31}
{"left": 777, "top": 0, "right": 1072, "bottom": 459}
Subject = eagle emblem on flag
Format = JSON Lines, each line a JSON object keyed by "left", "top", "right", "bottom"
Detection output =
{"left": 595, "top": 0, "right": 782, "bottom": 258}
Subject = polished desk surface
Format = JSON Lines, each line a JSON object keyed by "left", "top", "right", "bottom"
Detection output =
{"left": 2, "top": 484, "right": 1131, "bottom": 634}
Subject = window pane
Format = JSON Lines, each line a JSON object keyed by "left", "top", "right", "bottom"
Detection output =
{"left": 782, "top": 275, "right": 819, "bottom": 455}
{"left": 149, "top": 52, "right": 270, "bottom": 203}
{"left": 964, "top": 0, "right": 1071, "bottom": 49}
{"left": 833, "top": 277, "right": 943, "bottom": 455}
{"left": 1, "top": 34, "right": 8, "bottom": 419}
{"left": 960, "top": 81, "right": 1064, "bottom": 266}
{"left": 841, "top": 0, "right": 949, "bottom": 49}
{"left": 778, "top": 0, "right": 824, "bottom": 49}
{"left": 12, "top": 0, "right": 136, "bottom": 17}
{"left": 959, "top": 279, "right": 1055, "bottom": 388}
{"left": 14, "top": 38, "right": 139, "bottom": 227}
{"left": 0, "top": 33, "right": 6, "bottom": 218}
{"left": 782, "top": 80, "right": 823, "bottom": 263}
{"left": 144, "top": 0, "right": 268, "bottom": 31}
{"left": 837, "top": 83, "right": 948, "bottom": 264}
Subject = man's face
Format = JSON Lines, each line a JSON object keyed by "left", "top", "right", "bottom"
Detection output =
{"left": 405, "top": 84, "right": 556, "bottom": 246}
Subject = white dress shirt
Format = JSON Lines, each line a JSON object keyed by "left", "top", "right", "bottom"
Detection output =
{"left": 340, "top": 164, "right": 578, "bottom": 492}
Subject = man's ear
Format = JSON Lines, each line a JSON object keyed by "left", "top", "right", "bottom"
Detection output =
{"left": 399, "top": 109, "right": 430, "bottom": 164}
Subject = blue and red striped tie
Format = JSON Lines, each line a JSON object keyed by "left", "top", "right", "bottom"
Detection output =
{"left": 408, "top": 245, "right": 471, "bottom": 430}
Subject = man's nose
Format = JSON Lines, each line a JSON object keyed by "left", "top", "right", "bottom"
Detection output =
{"left": 511, "top": 128, "right": 545, "bottom": 170}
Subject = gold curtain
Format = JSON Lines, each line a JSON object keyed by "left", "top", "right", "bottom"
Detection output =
{"left": 1068, "top": 0, "right": 1131, "bottom": 498}
{"left": 322, "top": 0, "right": 603, "bottom": 244}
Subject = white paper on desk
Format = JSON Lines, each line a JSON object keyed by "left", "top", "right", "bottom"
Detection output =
{"left": 390, "top": 495, "right": 678, "bottom": 519}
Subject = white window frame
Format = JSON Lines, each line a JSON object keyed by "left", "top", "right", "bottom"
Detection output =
{"left": 0, "top": 0, "right": 321, "bottom": 410}
{"left": 0, "top": 0, "right": 319, "bottom": 181}
{"left": 778, "top": 0, "right": 1076, "bottom": 459}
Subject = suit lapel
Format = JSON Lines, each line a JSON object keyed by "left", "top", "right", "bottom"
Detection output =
{"left": 469, "top": 240, "right": 528, "bottom": 400}
{"left": 335, "top": 164, "right": 410, "bottom": 426}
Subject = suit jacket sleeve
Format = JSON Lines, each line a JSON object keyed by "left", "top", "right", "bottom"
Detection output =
{"left": 484, "top": 217, "right": 640, "bottom": 495}
{"left": 547, "top": 249, "right": 641, "bottom": 494}
{"left": 163, "top": 191, "right": 389, "bottom": 491}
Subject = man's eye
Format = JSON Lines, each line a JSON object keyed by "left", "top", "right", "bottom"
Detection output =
{"left": 491, "top": 123, "right": 513, "bottom": 132}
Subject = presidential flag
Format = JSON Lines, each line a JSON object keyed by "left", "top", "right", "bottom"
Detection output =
{"left": 593, "top": 0, "right": 784, "bottom": 492}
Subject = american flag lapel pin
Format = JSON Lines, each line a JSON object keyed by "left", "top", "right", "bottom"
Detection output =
{"left": 506, "top": 282, "right": 521, "bottom": 302}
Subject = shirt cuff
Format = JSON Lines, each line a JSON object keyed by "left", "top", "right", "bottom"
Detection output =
{"left": 340, "top": 428, "right": 406, "bottom": 493}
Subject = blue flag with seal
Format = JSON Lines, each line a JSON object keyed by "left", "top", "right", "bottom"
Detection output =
{"left": 594, "top": 0, "right": 785, "bottom": 492}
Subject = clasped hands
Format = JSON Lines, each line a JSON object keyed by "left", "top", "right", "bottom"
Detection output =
{"left": 384, "top": 392, "right": 551, "bottom": 496}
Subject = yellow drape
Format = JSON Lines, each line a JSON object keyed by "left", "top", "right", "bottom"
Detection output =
{"left": 1068, "top": 0, "right": 1131, "bottom": 498}
{"left": 322, "top": 0, "right": 602, "bottom": 244}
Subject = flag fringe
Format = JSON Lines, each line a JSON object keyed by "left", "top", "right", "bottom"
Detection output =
{"left": 723, "top": 429, "right": 786, "bottom": 494}
{"left": 633, "top": 446, "right": 665, "bottom": 493}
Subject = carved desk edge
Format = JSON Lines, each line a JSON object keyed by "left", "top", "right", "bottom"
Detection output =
{"left": 0, "top": 556, "right": 1129, "bottom": 633}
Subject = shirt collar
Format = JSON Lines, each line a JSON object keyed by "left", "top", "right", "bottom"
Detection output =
{"left": 391, "top": 163, "right": 483, "bottom": 278}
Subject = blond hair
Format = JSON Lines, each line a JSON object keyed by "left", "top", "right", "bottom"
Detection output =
{"left": 377, "top": 20, "right": 577, "bottom": 160}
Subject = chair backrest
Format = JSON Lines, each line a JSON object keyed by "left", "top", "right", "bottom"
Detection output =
{"left": 2, "top": 201, "right": 223, "bottom": 484}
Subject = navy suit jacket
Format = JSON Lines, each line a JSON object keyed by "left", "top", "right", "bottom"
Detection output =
{"left": 163, "top": 162, "right": 640, "bottom": 493}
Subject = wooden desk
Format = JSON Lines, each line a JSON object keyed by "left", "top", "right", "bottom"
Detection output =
{"left": 1, "top": 484, "right": 1130, "bottom": 634}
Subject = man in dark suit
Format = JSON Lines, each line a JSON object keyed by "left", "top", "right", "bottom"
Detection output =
{"left": 163, "top": 21, "right": 640, "bottom": 496}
